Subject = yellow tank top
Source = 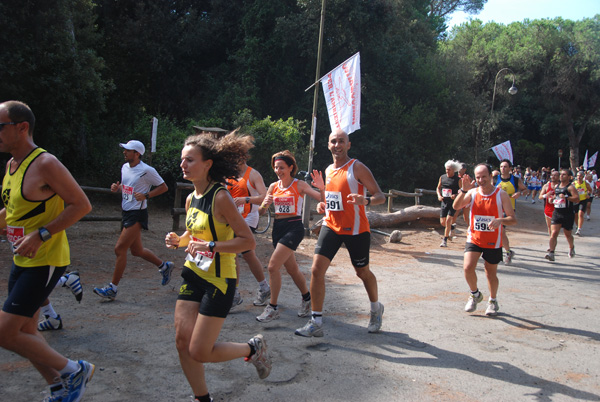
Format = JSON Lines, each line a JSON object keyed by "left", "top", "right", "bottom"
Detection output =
{"left": 574, "top": 181, "right": 589, "bottom": 201}
{"left": 183, "top": 183, "right": 235, "bottom": 293}
{"left": 2, "top": 148, "right": 70, "bottom": 267}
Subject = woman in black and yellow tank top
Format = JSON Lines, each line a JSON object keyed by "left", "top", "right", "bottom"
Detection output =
{"left": 164, "top": 132, "right": 271, "bottom": 401}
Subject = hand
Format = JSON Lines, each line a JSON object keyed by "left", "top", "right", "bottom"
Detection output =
{"left": 311, "top": 170, "right": 325, "bottom": 191}
{"left": 461, "top": 174, "right": 474, "bottom": 190}
{"left": 512, "top": 192, "right": 521, "bottom": 199}
{"left": 488, "top": 218, "right": 501, "bottom": 230}
{"left": 346, "top": 193, "right": 365, "bottom": 205}
{"left": 185, "top": 239, "right": 210, "bottom": 255}
{"left": 165, "top": 232, "right": 180, "bottom": 249}
{"left": 438, "top": 195, "right": 443, "bottom": 202}
{"left": 233, "top": 197, "right": 246, "bottom": 207}
{"left": 13, "top": 231, "right": 43, "bottom": 259}
{"left": 261, "top": 194, "right": 273, "bottom": 208}
{"left": 133, "top": 192, "right": 146, "bottom": 201}
{"left": 316, "top": 201, "right": 326, "bottom": 214}
{"left": 111, "top": 181, "right": 121, "bottom": 192}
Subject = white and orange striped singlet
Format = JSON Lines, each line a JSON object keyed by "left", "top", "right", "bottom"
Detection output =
{"left": 466, "top": 186, "right": 504, "bottom": 249}
{"left": 323, "top": 159, "right": 370, "bottom": 235}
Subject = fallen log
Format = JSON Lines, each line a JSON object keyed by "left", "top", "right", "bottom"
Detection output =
{"left": 366, "top": 205, "right": 440, "bottom": 228}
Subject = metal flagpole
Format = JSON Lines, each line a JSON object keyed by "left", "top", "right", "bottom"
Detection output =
{"left": 302, "top": 0, "right": 327, "bottom": 233}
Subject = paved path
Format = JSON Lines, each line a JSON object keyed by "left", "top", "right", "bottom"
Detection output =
{"left": 1, "top": 200, "right": 598, "bottom": 401}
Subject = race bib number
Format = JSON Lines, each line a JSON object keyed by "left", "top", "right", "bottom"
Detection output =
{"left": 325, "top": 191, "right": 344, "bottom": 211}
{"left": 238, "top": 205, "right": 245, "bottom": 214}
{"left": 473, "top": 215, "right": 495, "bottom": 232}
{"left": 122, "top": 185, "right": 134, "bottom": 201}
{"left": 442, "top": 188, "right": 453, "bottom": 198}
{"left": 185, "top": 237, "right": 215, "bottom": 271}
{"left": 7, "top": 226, "right": 24, "bottom": 254}
{"left": 577, "top": 187, "right": 585, "bottom": 195}
{"left": 553, "top": 197, "right": 567, "bottom": 208}
{"left": 274, "top": 196, "right": 295, "bottom": 214}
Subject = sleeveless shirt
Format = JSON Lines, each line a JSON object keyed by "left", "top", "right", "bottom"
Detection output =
{"left": 323, "top": 159, "right": 370, "bottom": 235}
{"left": 466, "top": 186, "right": 503, "bottom": 249}
{"left": 2, "top": 147, "right": 70, "bottom": 267}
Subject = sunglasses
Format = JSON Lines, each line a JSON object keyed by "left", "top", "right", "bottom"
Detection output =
{"left": 0, "top": 122, "right": 22, "bottom": 132}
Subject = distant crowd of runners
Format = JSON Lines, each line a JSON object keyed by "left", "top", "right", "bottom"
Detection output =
{"left": 0, "top": 100, "right": 596, "bottom": 401}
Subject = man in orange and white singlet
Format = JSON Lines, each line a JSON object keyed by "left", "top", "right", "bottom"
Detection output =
{"left": 295, "top": 129, "right": 386, "bottom": 337}
{"left": 226, "top": 160, "right": 270, "bottom": 309}
{"left": 453, "top": 163, "right": 516, "bottom": 316}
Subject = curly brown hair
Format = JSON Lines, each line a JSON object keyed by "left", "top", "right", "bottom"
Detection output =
{"left": 271, "top": 150, "right": 298, "bottom": 177}
{"left": 184, "top": 129, "right": 254, "bottom": 183}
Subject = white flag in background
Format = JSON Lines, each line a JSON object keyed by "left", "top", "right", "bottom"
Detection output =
{"left": 491, "top": 140, "right": 513, "bottom": 164}
{"left": 588, "top": 151, "right": 597, "bottom": 168}
{"left": 321, "top": 52, "right": 361, "bottom": 134}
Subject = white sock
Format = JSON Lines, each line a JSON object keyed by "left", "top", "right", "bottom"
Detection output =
{"left": 158, "top": 261, "right": 166, "bottom": 270}
{"left": 489, "top": 297, "right": 496, "bottom": 302}
{"left": 370, "top": 301, "right": 381, "bottom": 312}
{"left": 110, "top": 283, "right": 118, "bottom": 291}
{"left": 55, "top": 276, "right": 67, "bottom": 288}
{"left": 41, "top": 303, "right": 58, "bottom": 319}
{"left": 311, "top": 311, "right": 323, "bottom": 325}
{"left": 59, "top": 359, "right": 80, "bottom": 376}
{"left": 258, "top": 280, "right": 270, "bottom": 292}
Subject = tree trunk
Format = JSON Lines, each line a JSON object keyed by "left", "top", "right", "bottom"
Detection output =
{"left": 366, "top": 205, "right": 440, "bottom": 228}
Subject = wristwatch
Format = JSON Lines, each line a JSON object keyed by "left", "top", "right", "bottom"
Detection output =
{"left": 38, "top": 227, "right": 52, "bottom": 242}
{"left": 208, "top": 241, "right": 215, "bottom": 253}
{"left": 459, "top": 188, "right": 467, "bottom": 194}
{"left": 245, "top": 197, "right": 250, "bottom": 204}
{"left": 145, "top": 193, "right": 150, "bottom": 199}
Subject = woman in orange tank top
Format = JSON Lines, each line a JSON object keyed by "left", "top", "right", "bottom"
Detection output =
{"left": 255, "top": 150, "right": 324, "bottom": 323}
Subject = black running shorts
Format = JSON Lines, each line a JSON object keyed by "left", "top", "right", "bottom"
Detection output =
{"left": 272, "top": 217, "right": 304, "bottom": 250}
{"left": 551, "top": 210, "right": 575, "bottom": 231}
{"left": 315, "top": 226, "right": 370, "bottom": 268}
{"left": 122, "top": 209, "right": 149, "bottom": 230}
{"left": 177, "top": 266, "right": 236, "bottom": 318}
{"left": 3, "top": 263, "right": 67, "bottom": 317}
{"left": 464, "top": 243, "right": 503, "bottom": 265}
{"left": 440, "top": 200, "right": 456, "bottom": 218}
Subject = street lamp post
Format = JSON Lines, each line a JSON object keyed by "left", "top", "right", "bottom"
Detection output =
{"left": 491, "top": 68, "right": 518, "bottom": 113}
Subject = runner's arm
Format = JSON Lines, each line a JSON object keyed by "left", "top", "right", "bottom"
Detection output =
{"left": 497, "top": 191, "right": 517, "bottom": 227}
{"left": 350, "top": 161, "right": 385, "bottom": 206}
{"left": 248, "top": 168, "right": 267, "bottom": 205}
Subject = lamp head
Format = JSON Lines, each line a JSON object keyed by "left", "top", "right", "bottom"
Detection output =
{"left": 508, "top": 85, "right": 518, "bottom": 95}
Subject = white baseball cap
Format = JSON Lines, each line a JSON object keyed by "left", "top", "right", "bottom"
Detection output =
{"left": 119, "top": 140, "right": 145, "bottom": 155}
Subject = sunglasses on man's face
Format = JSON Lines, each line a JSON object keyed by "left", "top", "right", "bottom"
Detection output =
{"left": 0, "top": 122, "right": 22, "bottom": 132}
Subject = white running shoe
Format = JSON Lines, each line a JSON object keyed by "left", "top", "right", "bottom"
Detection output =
{"left": 465, "top": 292, "right": 483, "bottom": 312}
{"left": 245, "top": 334, "right": 271, "bottom": 379}
{"left": 367, "top": 303, "right": 384, "bottom": 333}
{"left": 298, "top": 298, "right": 311, "bottom": 317}
{"left": 295, "top": 318, "right": 324, "bottom": 337}
{"left": 256, "top": 305, "right": 279, "bottom": 322}
{"left": 253, "top": 288, "right": 271, "bottom": 306}
{"left": 485, "top": 300, "right": 499, "bottom": 316}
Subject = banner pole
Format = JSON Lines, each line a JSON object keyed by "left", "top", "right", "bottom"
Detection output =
{"left": 302, "top": 0, "right": 327, "bottom": 233}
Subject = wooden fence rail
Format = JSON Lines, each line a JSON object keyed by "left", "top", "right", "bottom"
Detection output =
{"left": 385, "top": 188, "right": 437, "bottom": 212}
{"left": 79, "top": 185, "right": 121, "bottom": 222}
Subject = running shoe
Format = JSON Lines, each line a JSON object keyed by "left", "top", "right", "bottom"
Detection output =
{"left": 505, "top": 250, "right": 515, "bottom": 265}
{"left": 295, "top": 318, "right": 324, "bottom": 337}
{"left": 93, "top": 285, "right": 117, "bottom": 300}
{"left": 229, "top": 289, "right": 243, "bottom": 312}
{"left": 367, "top": 303, "right": 384, "bottom": 333}
{"left": 245, "top": 334, "right": 271, "bottom": 379}
{"left": 253, "top": 288, "right": 271, "bottom": 306}
{"left": 63, "top": 360, "right": 95, "bottom": 402}
{"left": 63, "top": 271, "right": 83, "bottom": 303}
{"left": 464, "top": 292, "right": 483, "bottom": 313}
{"left": 38, "top": 315, "right": 63, "bottom": 331}
{"left": 298, "top": 298, "right": 311, "bottom": 317}
{"left": 568, "top": 247, "right": 576, "bottom": 258}
{"left": 43, "top": 384, "right": 67, "bottom": 402}
{"left": 545, "top": 251, "right": 555, "bottom": 262}
{"left": 531, "top": 200, "right": 535, "bottom": 204}
{"left": 586, "top": 214, "right": 590, "bottom": 221}
{"left": 256, "top": 305, "right": 279, "bottom": 322}
{"left": 440, "top": 238, "right": 447, "bottom": 247}
{"left": 485, "top": 300, "right": 499, "bottom": 316}
{"left": 160, "top": 261, "right": 174, "bottom": 286}
{"left": 575, "top": 228, "right": 582, "bottom": 236}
